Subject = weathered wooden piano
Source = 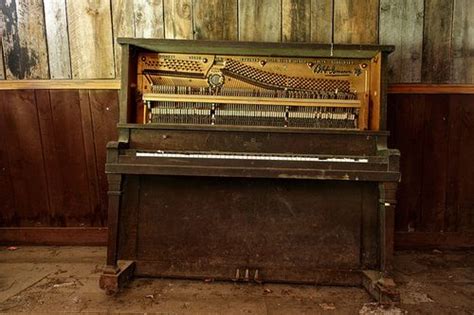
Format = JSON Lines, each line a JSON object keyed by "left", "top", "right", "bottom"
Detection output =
{"left": 100, "top": 39, "right": 400, "bottom": 302}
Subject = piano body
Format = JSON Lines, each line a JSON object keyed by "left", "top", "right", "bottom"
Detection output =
{"left": 100, "top": 39, "right": 400, "bottom": 301}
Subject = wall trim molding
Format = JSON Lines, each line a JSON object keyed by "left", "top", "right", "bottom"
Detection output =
{"left": 0, "top": 80, "right": 121, "bottom": 90}
{"left": 388, "top": 84, "right": 474, "bottom": 94}
{"left": 1, "top": 80, "right": 474, "bottom": 94}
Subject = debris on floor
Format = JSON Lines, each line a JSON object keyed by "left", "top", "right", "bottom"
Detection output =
{"left": 0, "top": 247, "right": 473, "bottom": 313}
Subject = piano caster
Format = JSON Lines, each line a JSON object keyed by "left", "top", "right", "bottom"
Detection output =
{"left": 99, "top": 260, "right": 136, "bottom": 295}
{"left": 361, "top": 270, "right": 400, "bottom": 304}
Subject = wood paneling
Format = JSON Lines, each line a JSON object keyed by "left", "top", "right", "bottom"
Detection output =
{"left": 239, "top": 0, "right": 281, "bottom": 42}
{"left": 0, "top": 90, "right": 118, "bottom": 227}
{"left": 194, "top": 0, "right": 238, "bottom": 40}
{"left": 0, "top": 90, "right": 50, "bottom": 225}
{"left": 66, "top": 0, "right": 115, "bottom": 79}
{"left": 379, "top": 0, "right": 423, "bottom": 83}
{"left": 387, "top": 93, "right": 474, "bottom": 235}
{"left": 0, "top": 0, "right": 49, "bottom": 79}
{"left": 43, "top": 0, "right": 71, "bottom": 79}
{"left": 334, "top": 0, "right": 379, "bottom": 44}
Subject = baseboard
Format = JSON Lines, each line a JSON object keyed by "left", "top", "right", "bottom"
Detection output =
{"left": 395, "top": 232, "right": 474, "bottom": 249}
{"left": 0, "top": 227, "right": 107, "bottom": 246}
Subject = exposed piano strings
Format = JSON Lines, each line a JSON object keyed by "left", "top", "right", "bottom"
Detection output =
{"left": 145, "top": 86, "right": 359, "bottom": 128}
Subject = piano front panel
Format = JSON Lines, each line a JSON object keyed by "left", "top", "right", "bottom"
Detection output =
{"left": 127, "top": 127, "right": 382, "bottom": 156}
{"left": 116, "top": 175, "right": 380, "bottom": 282}
{"left": 136, "top": 52, "right": 379, "bottom": 130}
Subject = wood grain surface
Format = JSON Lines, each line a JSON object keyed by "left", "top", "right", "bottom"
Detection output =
{"left": 0, "top": 0, "right": 49, "bottom": 79}
{"left": 239, "top": 0, "right": 282, "bottom": 42}
{"left": 379, "top": 0, "right": 423, "bottom": 83}
{"left": 66, "top": 0, "right": 115, "bottom": 79}
{"left": 334, "top": 0, "right": 378, "bottom": 44}
{"left": 451, "top": 0, "right": 473, "bottom": 83}
{"left": 421, "top": 0, "right": 453, "bottom": 83}
{"left": 43, "top": 0, "right": 71, "bottom": 79}
{"left": 194, "top": 0, "right": 238, "bottom": 40}
{"left": 0, "top": 0, "right": 472, "bottom": 83}
{"left": 164, "top": 0, "right": 193, "bottom": 39}
{"left": 282, "top": 0, "right": 311, "bottom": 42}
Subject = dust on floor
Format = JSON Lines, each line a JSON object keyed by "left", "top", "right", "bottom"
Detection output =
{"left": 0, "top": 247, "right": 473, "bottom": 314}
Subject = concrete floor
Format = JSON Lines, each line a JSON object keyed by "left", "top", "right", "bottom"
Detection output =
{"left": 0, "top": 247, "right": 473, "bottom": 314}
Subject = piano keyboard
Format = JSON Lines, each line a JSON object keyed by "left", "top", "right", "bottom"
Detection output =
{"left": 136, "top": 151, "right": 369, "bottom": 163}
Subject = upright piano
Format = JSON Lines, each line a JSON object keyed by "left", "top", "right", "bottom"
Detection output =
{"left": 100, "top": 39, "right": 400, "bottom": 302}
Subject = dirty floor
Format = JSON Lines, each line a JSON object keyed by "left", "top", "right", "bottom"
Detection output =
{"left": 0, "top": 247, "right": 473, "bottom": 314}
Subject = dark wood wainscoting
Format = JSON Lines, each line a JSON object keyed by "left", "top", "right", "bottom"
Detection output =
{"left": 387, "top": 93, "right": 474, "bottom": 248}
{"left": 0, "top": 90, "right": 118, "bottom": 227}
{"left": 0, "top": 89, "right": 473, "bottom": 249}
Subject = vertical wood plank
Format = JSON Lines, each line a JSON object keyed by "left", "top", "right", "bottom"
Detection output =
{"left": 111, "top": 0, "right": 134, "bottom": 78}
{"left": 282, "top": 0, "right": 311, "bottom": 42}
{"left": 387, "top": 94, "right": 426, "bottom": 232}
{"left": 43, "top": 0, "right": 71, "bottom": 79}
{"left": 47, "top": 90, "right": 93, "bottom": 226}
{"left": 89, "top": 90, "right": 119, "bottom": 225}
{"left": 422, "top": 0, "right": 453, "bottom": 83}
{"left": 78, "top": 90, "right": 102, "bottom": 226}
{"left": 379, "top": 0, "right": 423, "bottom": 83}
{"left": 0, "top": 39, "right": 5, "bottom": 79}
{"left": 35, "top": 90, "right": 63, "bottom": 226}
{"left": 66, "top": 0, "right": 115, "bottom": 79}
{"left": 334, "top": 0, "right": 379, "bottom": 44}
{"left": 419, "top": 95, "right": 450, "bottom": 232}
{"left": 193, "top": 0, "right": 238, "bottom": 40}
{"left": 134, "top": 0, "right": 165, "bottom": 38}
{"left": 446, "top": 95, "right": 474, "bottom": 231}
{"left": 239, "top": 0, "right": 282, "bottom": 42}
{"left": 0, "top": 92, "right": 15, "bottom": 225}
{"left": 310, "top": 0, "right": 333, "bottom": 43}
{"left": 451, "top": 0, "right": 473, "bottom": 83}
{"left": 1, "top": 90, "right": 49, "bottom": 226}
{"left": 0, "top": 0, "right": 49, "bottom": 79}
{"left": 164, "top": 0, "right": 193, "bottom": 39}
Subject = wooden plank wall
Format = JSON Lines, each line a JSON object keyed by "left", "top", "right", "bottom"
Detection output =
{"left": 0, "top": 0, "right": 473, "bottom": 83}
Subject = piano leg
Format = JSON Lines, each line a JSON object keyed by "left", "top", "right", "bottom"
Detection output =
{"left": 99, "top": 174, "right": 135, "bottom": 294}
{"left": 361, "top": 181, "right": 400, "bottom": 303}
